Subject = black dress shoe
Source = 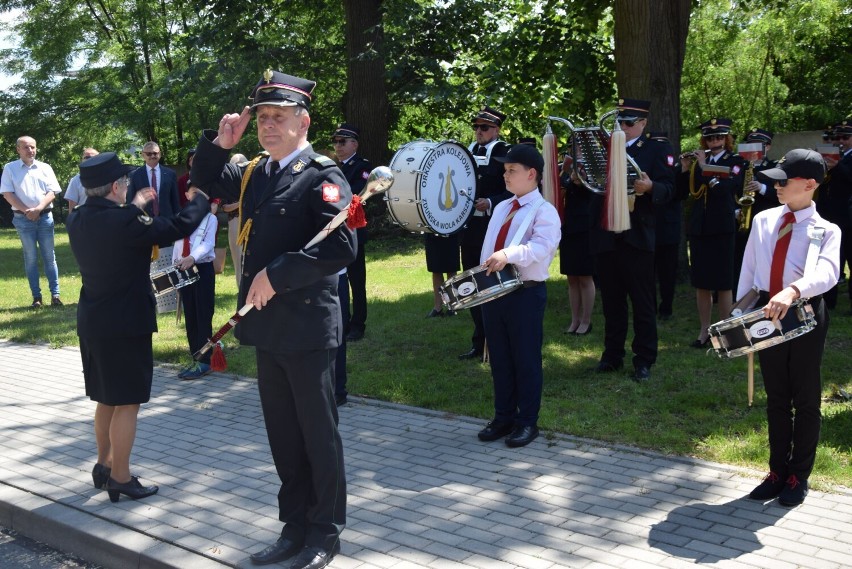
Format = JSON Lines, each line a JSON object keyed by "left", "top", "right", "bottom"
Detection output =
{"left": 287, "top": 541, "right": 340, "bottom": 569}
{"left": 250, "top": 537, "right": 304, "bottom": 565}
{"left": 505, "top": 425, "right": 539, "bottom": 448}
{"left": 477, "top": 420, "right": 514, "bottom": 441}
{"left": 778, "top": 475, "right": 808, "bottom": 507}
{"left": 335, "top": 393, "right": 348, "bottom": 407}
{"left": 632, "top": 365, "right": 651, "bottom": 382}
{"left": 425, "top": 308, "right": 444, "bottom": 318}
{"left": 105, "top": 476, "right": 158, "bottom": 503}
{"left": 690, "top": 338, "right": 710, "bottom": 348}
{"left": 574, "top": 323, "right": 593, "bottom": 336}
{"left": 593, "top": 360, "right": 622, "bottom": 373}
{"left": 346, "top": 328, "right": 364, "bottom": 341}
{"left": 91, "top": 463, "right": 111, "bottom": 490}
{"left": 458, "top": 348, "right": 483, "bottom": 360}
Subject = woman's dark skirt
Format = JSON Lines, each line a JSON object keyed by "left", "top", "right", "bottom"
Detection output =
{"left": 689, "top": 232, "right": 735, "bottom": 291}
{"left": 425, "top": 233, "right": 460, "bottom": 273}
{"left": 80, "top": 335, "right": 153, "bottom": 406}
{"left": 559, "top": 231, "right": 594, "bottom": 276}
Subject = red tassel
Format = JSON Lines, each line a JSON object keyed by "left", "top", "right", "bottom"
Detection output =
{"left": 211, "top": 343, "right": 227, "bottom": 371}
{"left": 345, "top": 195, "right": 367, "bottom": 229}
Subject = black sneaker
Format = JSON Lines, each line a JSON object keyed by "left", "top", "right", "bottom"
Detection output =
{"left": 31, "top": 297, "right": 43, "bottom": 308}
{"left": 50, "top": 296, "right": 63, "bottom": 306}
{"left": 748, "top": 471, "right": 785, "bottom": 500}
{"left": 778, "top": 475, "right": 808, "bottom": 507}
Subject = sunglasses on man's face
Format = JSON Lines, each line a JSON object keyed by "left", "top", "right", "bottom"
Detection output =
{"left": 703, "top": 134, "right": 726, "bottom": 141}
{"left": 472, "top": 124, "right": 494, "bottom": 131}
{"left": 144, "top": 152, "right": 160, "bottom": 157}
{"left": 838, "top": 135, "right": 851, "bottom": 141}
{"left": 331, "top": 139, "right": 350, "bottom": 145}
{"left": 617, "top": 118, "right": 643, "bottom": 128}
{"left": 776, "top": 177, "right": 805, "bottom": 187}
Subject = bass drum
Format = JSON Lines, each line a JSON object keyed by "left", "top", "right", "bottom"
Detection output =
{"left": 386, "top": 140, "right": 477, "bottom": 235}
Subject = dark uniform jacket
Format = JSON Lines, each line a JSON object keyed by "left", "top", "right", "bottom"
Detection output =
{"left": 67, "top": 194, "right": 209, "bottom": 339}
{"left": 460, "top": 140, "right": 511, "bottom": 265}
{"left": 747, "top": 157, "right": 779, "bottom": 220}
{"left": 589, "top": 135, "right": 676, "bottom": 254}
{"left": 560, "top": 172, "right": 592, "bottom": 236}
{"left": 678, "top": 150, "right": 746, "bottom": 236}
{"left": 340, "top": 153, "right": 372, "bottom": 244}
{"left": 817, "top": 150, "right": 852, "bottom": 229}
{"left": 191, "top": 131, "right": 357, "bottom": 353}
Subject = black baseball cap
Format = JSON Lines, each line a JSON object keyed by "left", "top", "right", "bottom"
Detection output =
{"left": 494, "top": 144, "right": 544, "bottom": 173}
{"left": 79, "top": 152, "right": 135, "bottom": 189}
{"left": 758, "top": 149, "right": 826, "bottom": 184}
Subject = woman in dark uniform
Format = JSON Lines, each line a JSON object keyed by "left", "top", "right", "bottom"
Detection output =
{"left": 678, "top": 118, "right": 745, "bottom": 347}
{"left": 67, "top": 152, "right": 208, "bottom": 502}
{"left": 559, "top": 155, "right": 595, "bottom": 335}
{"left": 425, "top": 233, "right": 460, "bottom": 317}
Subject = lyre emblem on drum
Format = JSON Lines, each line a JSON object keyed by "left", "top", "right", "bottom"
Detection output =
{"left": 438, "top": 166, "right": 460, "bottom": 212}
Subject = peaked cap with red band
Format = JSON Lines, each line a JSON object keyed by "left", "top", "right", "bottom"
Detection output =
{"left": 250, "top": 69, "right": 316, "bottom": 111}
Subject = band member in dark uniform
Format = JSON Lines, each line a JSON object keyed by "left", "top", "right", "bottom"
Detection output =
{"left": 678, "top": 118, "right": 745, "bottom": 347}
{"left": 191, "top": 70, "right": 356, "bottom": 569}
{"left": 458, "top": 106, "right": 511, "bottom": 360}
{"left": 559, "top": 152, "right": 595, "bottom": 335}
{"left": 741, "top": 149, "right": 839, "bottom": 507}
{"left": 734, "top": 128, "right": 778, "bottom": 290}
{"left": 67, "top": 152, "right": 209, "bottom": 502}
{"left": 649, "top": 132, "right": 683, "bottom": 321}
{"left": 591, "top": 98, "right": 675, "bottom": 382}
{"left": 817, "top": 118, "right": 852, "bottom": 311}
{"left": 331, "top": 123, "right": 371, "bottom": 341}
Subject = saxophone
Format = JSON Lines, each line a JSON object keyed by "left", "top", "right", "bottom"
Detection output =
{"left": 737, "top": 160, "right": 756, "bottom": 231}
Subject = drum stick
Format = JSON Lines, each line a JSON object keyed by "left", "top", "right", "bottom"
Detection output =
{"left": 194, "top": 167, "right": 395, "bottom": 361}
{"left": 747, "top": 352, "right": 754, "bottom": 407}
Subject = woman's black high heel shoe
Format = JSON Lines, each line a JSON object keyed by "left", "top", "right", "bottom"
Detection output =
{"left": 91, "top": 463, "right": 111, "bottom": 489}
{"left": 106, "top": 476, "right": 159, "bottom": 503}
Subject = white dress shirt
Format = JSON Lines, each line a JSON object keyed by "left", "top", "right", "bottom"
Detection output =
{"left": 480, "top": 190, "right": 561, "bottom": 282}
{"left": 0, "top": 159, "right": 61, "bottom": 210}
{"left": 173, "top": 213, "right": 218, "bottom": 264}
{"left": 737, "top": 202, "right": 840, "bottom": 300}
{"left": 65, "top": 174, "right": 87, "bottom": 206}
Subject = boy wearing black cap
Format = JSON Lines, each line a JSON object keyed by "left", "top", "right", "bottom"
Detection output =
{"left": 191, "top": 69, "right": 355, "bottom": 569}
{"left": 739, "top": 149, "right": 840, "bottom": 507}
{"left": 67, "top": 152, "right": 209, "bottom": 503}
{"left": 476, "top": 144, "right": 560, "bottom": 448}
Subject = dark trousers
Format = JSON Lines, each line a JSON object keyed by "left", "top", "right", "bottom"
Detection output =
{"left": 823, "top": 224, "right": 850, "bottom": 309}
{"left": 347, "top": 229, "right": 367, "bottom": 333}
{"left": 181, "top": 262, "right": 215, "bottom": 365}
{"left": 481, "top": 284, "right": 546, "bottom": 427}
{"left": 460, "top": 218, "right": 488, "bottom": 352}
{"left": 595, "top": 243, "right": 657, "bottom": 368}
{"left": 336, "top": 273, "right": 349, "bottom": 399}
{"left": 256, "top": 348, "right": 346, "bottom": 550}
{"left": 757, "top": 297, "right": 828, "bottom": 480}
{"left": 654, "top": 242, "right": 679, "bottom": 316}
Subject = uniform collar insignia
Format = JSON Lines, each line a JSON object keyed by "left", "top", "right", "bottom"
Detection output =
{"left": 636, "top": 140, "right": 644, "bottom": 148}
{"left": 137, "top": 214, "right": 153, "bottom": 225}
{"left": 291, "top": 159, "right": 306, "bottom": 173}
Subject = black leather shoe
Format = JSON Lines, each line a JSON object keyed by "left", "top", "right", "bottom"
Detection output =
{"left": 425, "top": 308, "right": 444, "bottom": 318}
{"left": 574, "top": 323, "right": 593, "bottom": 336}
{"left": 505, "top": 425, "right": 539, "bottom": 448}
{"left": 778, "top": 475, "right": 808, "bottom": 507}
{"left": 250, "top": 537, "right": 304, "bottom": 565}
{"left": 690, "top": 338, "right": 710, "bottom": 348}
{"left": 335, "top": 393, "right": 348, "bottom": 407}
{"left": 458, "top": 348, "right": 483, "bottom": 360}
{"left": 287, "top": 541, "right": 340, "bottom": 569}
{"left": 748, "top": 471, "right": 785, "bottom": 501}
{"left": 91, "top": 463, "right": 111, "bottom": 490}
{"left": 477, "top": 420, "right": 514, "bottom": 442}
{"left": 632, "top": 365, "right": 651, "bottom": 382}
{"left": 105, "top": 476, "right": 158, "bottom": 503}
{"left": 594, "top": 361, "right": 622, "bottom": 373}
{"left": 346, "top": 328, "right": 364, "bottom": 341}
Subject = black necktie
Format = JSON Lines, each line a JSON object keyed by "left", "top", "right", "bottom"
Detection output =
{"left": 475, "top": 145, "right": 486, "bottom": 156}
{"left": 269, "top": 160, "right": 280, "bottom": 176}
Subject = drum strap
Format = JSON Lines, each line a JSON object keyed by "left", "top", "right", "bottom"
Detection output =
{"left": 507, "top": 197, "right": 546, "bottom": 248}
{"left": 803, "top": 226, "right": 826, "bottom": 285}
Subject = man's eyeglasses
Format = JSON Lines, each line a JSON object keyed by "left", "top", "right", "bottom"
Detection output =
{"left": 144, "top": 151, "right": 160, "bottom": 157}
{"left": 838, "top": 135, "right": 851, "bottom": 141}
{"left": 776, "top": 177, "right": 804, "bottom": 187}
{"left": 472, "top": 124, "right": 494, "bottom": 131}
{"left": 703, "top": 134, "right": 727, "bottom": 141}
{"left": 331, "top": 139, "right": 350, "bottom": 145}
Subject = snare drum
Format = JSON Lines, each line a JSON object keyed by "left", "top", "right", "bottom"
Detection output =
{"left": 386, "top": 140, "right": 476, "bottom": 235}
{"left": 150, "top": 265, "right": 200, "bottom": 297}
{"left": 440, "top": 264, "right": 523, "bottom": 311}
{"left": 708, "top": 300, "right": 816, "bottom": 359}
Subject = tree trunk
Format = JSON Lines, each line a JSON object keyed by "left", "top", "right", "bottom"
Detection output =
{"left": 342, "top": 0, "right": 390, "bottom": 165}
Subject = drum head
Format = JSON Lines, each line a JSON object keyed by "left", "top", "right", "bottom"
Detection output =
{"left": 387, "top": 140, "right": 476, "bottom": 235}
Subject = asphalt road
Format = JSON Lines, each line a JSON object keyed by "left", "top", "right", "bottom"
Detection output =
{"left": 0, "top": 525, "right": 101, "bottom": 569}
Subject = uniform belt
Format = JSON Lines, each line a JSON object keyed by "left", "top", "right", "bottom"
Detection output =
{"left": 522, "top": 280, "right": 543, "bottom": 288}
{"left": 13, "top": 208, "right": 52, "bottom": 217}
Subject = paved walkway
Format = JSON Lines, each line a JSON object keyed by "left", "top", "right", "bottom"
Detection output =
{"left": 1, "top": 340, "right": 850, "bottom": 569}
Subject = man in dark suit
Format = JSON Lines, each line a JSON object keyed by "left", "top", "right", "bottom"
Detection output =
{"left": 458, "top": 106, "right": 512, "bottom": 360}
{"left": 649, "top": 132, "right": 682, "bottom": 321}
{"left": 192, "top": 70, "right": 356, "bottom": 569}
{"left": 591, "top": 98, "right": 675, "bottom": 382}
{"left": 331, "top": 123, "right": 371, "bottom": 342}
{"left": 127, "top": 141, "right": 180, "bottom": 218}
{"left": 817, "top": 117, "right": 852, "bottom": 311}
{"left": 67, "top": 152, "right": 208, "bottom": 502}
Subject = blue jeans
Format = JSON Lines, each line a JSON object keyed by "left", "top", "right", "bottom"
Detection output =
{"left": 11, "top": 212, "right": 60, "bottom": 299}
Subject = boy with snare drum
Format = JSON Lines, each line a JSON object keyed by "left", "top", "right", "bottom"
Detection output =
{"left": 739, "top": 149, "right": 840, "bottom": 506}
{"left": 476, "top": 144, "right": 560, "bottom": 448}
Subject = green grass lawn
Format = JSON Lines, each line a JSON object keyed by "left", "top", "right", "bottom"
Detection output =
{"left": 1, "top": 227, "right": 850, "bottom": 490}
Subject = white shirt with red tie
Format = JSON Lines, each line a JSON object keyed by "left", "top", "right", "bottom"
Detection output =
{"left": 480, "top": 189, "right": 561, "bottom": 282}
